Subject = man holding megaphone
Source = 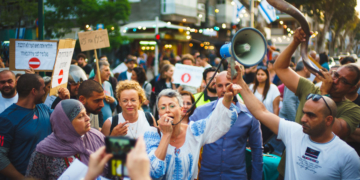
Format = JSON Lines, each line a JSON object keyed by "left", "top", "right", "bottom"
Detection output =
{"left": 228, "top": 62, "right": 360, "bottom": 180}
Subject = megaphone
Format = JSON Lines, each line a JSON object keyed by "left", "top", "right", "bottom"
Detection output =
{"left": 220, "top": 28, "right": 267, "bottom": 68}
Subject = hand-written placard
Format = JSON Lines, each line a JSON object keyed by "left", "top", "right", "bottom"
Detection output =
{"left": 51, "top": 48, "right": 74, "bottom": 88}
{"left": 13, "top": 40, "right": 58, "bottom": 70}
{"left": 78, "top": 29, "right": 110, "bottom": 51}
{"left": 173, "top": 64, "right": 205, "bottom": 88}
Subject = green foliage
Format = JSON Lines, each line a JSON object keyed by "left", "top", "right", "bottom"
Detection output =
{"left": 0, "top": 0, "right": 37, "bottom": 28}
{"left": 44, "top": 0, "right": 131, "bottom": 50}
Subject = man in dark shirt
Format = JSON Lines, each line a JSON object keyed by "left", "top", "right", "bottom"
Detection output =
{"left": 0, "top": 74, "right": 69, "bottom": 179}
{"left": 77, "top": 53, "right": 92, "bottom": 75}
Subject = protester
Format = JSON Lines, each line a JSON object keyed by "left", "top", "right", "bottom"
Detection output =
{"left": 196, "top": 54, "right": 212, "bottom": 69}
{"left": 154, "top": 64, "right": 176, "bottom": 96}
{"left": 230, "top": 63, "right": 360, "bottom": 179}
{"left": 243, "top": 65, "right": 258, "bottom": 84}
{"left": 177, "top": 54, "right": 198, "bottom": 94}
{"left": 118, "top": 57, "right": 136, "bottom": 81}
{"left": 101, "top": 80, "right": 155, "bottom": 137}
{"left": 267, "top": 60, "right": 277, "bottom": 83}
{"left": 193, "top": 67, "right": 218, "bottom": 107}
{"left": 25, "top": 99, "right": 106, "bottom": 180}
{"left": 78, "top": 80, "right": 105, "bottom": 130}
{"left": 190, "top": 71, "right": 262, "bottom": 180}
{"left": 0, "top": 70, "right": 18, "bottom": 113}
{"left": 214, "top": 57, "right": 225, "bottom": 71}
{"left": 144, "top": 87, "right": 239, "bottom": 179}
{"left": 51, "top": 65, "right": 88, "bottom": 109}
{"left": 180, "top": 91, "right": 196, "bottom": 125}
{"left": 131, "top": 67, "right": 152, "bottom": 112}
{"left": 250, "top": 67, "right": 280, "bottom": 114}
{"left": 77, "top": 53, "right": 92, "bottom": 75}
{"left": 93, "top": 61, "right": 117, "bottom": 122}
{"left": 180, "top": 54, "right": 195, "bottom": 66}
{"left": 319, "top": 52, "right": 330, "bottom": 70}
{"left": 71, "top": 59, "right": 78, "bottom": 65}
{"left": 274, "top": 27, "right": 360, "bottom": 178}
{"left": 340, "top": 56, "right": 356, "bottom": 65}
{"left": 0, "top": 74, "right": 69, "bottom": 179}
{"left": 41, "top": 76, "right": 52, "bottom": 105}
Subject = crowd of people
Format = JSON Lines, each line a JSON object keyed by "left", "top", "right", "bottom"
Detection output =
{"left": 0, "top": 27, "right": 360, "bottom": 180}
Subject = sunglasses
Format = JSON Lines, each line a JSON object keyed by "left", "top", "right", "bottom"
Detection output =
{"left": 306, "top": 93, "right": 332, "bottom": 116}
{"left": 257, "top": 66, "right": 267, "bottom": 70}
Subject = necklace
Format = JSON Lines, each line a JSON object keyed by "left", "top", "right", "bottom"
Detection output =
{"left": 128, "top": 120, "right": 139, "bottom": 139}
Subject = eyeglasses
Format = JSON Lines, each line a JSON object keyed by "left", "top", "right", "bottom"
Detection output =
{"left": 306, "top": 93, "right": 332, "bottom": 116}
{"left": 332, "top": 72, "right": 353, "bottom": 86}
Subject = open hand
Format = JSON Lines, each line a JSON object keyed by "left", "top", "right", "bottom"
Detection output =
{"left": 127, "top": 136, "right": 151, "bottom": 180}
{"left": 84, "top": 146, "right": 113, "bottom": 180}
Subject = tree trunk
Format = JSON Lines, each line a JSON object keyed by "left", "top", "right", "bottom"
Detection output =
{"left": 317, "top": 1, "right": 336, "bottom": 53}
{"left": 330, "top": 23, "right": 345, "bottom": 56}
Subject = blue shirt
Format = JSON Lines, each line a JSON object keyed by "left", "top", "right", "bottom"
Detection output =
{"left": 0, "top": 104, "right": 53, "bottom": 175}
{"left": 101, "top": 81, "right": 117, "bottom": 125}
{"left": 189, "top": 100, "right": 263, "bottom": 180}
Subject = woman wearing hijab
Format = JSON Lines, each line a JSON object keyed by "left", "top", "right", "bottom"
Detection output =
{"left": 25, "top": 99, "right": 105, "bottom": 180}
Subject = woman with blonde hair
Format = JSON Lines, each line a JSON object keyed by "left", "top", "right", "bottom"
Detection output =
{"left": 101, "top": 80, "right": 155, "bottom": 138}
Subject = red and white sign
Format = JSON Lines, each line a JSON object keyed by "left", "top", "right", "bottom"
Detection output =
{"left": 51, "top": 48, "right": 74, "bottom": 88}
{"left": 58, "top": 69, "right": 63, "bottom": 84}
{"left": 173, "top": 64, "right": 204, "bottom": 88}
{"left": 28, "top": 57, "right": 41, "bottom": 69}
{"left": 15, "top": 40, "right": 57, "bottom": 70}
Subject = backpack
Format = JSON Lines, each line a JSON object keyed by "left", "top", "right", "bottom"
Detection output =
{"left": 109, "top": 112, "right": 154, "bottom": 134}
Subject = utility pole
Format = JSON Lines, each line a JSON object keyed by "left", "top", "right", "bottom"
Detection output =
{"left": 249, "top": 0, "right": 254, "bottom": 28}
{"left": 38, "top": 0, "right": 44, "bottom": 40}
{"left": 154, "top": 16, "right": 159, "bottom": 76}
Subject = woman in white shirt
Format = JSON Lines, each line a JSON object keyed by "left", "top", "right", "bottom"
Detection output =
{"left": 144, "top": 87, "right": 239, "bottom": 180}
{"left": 249, "top": 66, "right": 280, "bottom": 143}
{"left": 101, "top": 80, "right": 155, "bottom": 138}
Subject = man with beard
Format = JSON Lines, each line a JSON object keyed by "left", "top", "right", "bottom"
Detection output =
{"left": 77, "top": 53, "right": 92, "bottom": 75}
{"left": 93, "top": 61, "right": 117, "bottom": 123}
{"left": 118, "top": 57, "right": 136, "bottom": 81}
{"left": 0, "top": 74, "right": 69, "bottom": 179}
{"left": 189, "top": 71, "right": 263, "bottom": 180}
{"left": 0, "top": 70, "right": 18, "bottom": 113}
{"left": 193, "top": 67, "right": 219, "bottom": 107}
{"left": 274, "top": 28, "right": 360, "bottom": 179}
{"left": 78, "top": 79, "right": 105, "bottom": 130}
{"left": 230, "top": 64, "right": 360, "bottom": 179}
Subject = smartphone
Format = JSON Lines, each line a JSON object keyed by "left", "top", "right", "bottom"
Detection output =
{"left": 105, "top": 136, "right": 136, "bottom": 178}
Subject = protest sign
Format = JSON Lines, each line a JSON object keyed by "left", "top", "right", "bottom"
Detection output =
{"left": 78, "top": 30, "right": 110, "bottom": 84}
{"left": 77, "top": 29, "right": 110, "bottom": 51}
{"left": 9, "top": 39, "right": 58, "bottom": 71}
{"left": 49, "top": 39, "right": 76, "bottom": 96}
{"left": 173, "top": 64, "right": 204, "bottom": 88}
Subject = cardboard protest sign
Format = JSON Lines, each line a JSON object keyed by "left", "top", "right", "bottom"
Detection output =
{"left": 77, "top": 29, "right": 110, "bottom": 51}
{"left": 173, "top": 64, "right": 204, "bottom": 88}
{"left": 49, "top": 39, "right": 76, "bottom": 96}
{"left": 9, "top": 39, "right": 58, "bottom": 71}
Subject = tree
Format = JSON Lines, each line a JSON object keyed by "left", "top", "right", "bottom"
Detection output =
{"left": 44, "top": 0, "right": 131, "bottom": 52}
{"left": 329, "top": 0, "right": 356, "bottom": 56}
{"left": 0, "top": 0, "right": 37, "bottom": 38}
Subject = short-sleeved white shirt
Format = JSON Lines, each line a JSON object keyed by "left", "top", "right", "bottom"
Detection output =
{"left": 278, "top": 118, "right": 360, "bottom": 180}
{"left": 249, "top": 83, "right": 280, "bottom": 113}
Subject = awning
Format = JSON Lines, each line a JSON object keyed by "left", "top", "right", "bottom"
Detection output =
{"left": 120, "top": 20, "right": 188, "bottom": 35}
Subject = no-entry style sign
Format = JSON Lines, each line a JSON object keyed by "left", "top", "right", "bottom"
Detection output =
{"left": 10, "top": 39, "right": 58, "bottom": 71}
{"left": 173, "top": 64, "right": 204, "bottom": 88}
{"left": 28, "top": 57, "right": 41, "bottom": 69}
{"left": 50, "top": 39, "right": 76, "bottom": 96}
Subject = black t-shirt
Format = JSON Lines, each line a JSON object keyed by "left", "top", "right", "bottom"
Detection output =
{"left": 81, "top": 64, "right": 92, "bottom": 75}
